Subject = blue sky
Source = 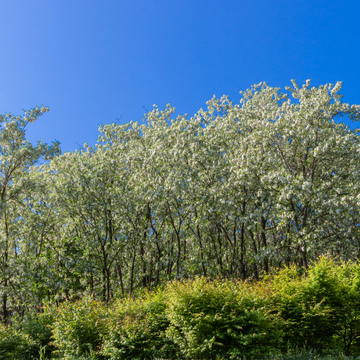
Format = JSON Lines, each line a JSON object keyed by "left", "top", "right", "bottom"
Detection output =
{"left": 1, "top": 0, "right": 359, "bottom": 152}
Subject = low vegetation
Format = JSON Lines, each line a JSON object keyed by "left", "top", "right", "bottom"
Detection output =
{"left": 1, "top": 257, "right": 360, "bottom": 359}
{"left": 1, "top": 80, "right": 360, "bottom": 358}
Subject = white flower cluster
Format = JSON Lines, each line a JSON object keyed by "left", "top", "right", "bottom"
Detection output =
{"left": 1, "top": 80, "right": 360, "bottom": 315}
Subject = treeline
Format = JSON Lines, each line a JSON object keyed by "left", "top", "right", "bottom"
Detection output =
{"left": 0, "top": 80, "right": 360, "bottom": 322}
{"left": 3, "top": 257, "right": 360, "bottom": 359}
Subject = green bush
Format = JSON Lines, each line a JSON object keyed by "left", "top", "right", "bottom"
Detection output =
{"left": 21, "top": 310, "right": 55, "bottom": 359}
{"left": 326, "top": 260, "right": 360, "bottom": 355}
{"left": 46, "top": 296, "right": 108, "bottom": 359}
{"left": 101, "top": 289, "right": 180, "bottom": 360}
{"left": 0, "top": 323, "right": 38, "bottom": 360}
{"left": 268, "top": 261, "right": 336, "bottom": 351}
{"left": 3, "top": 257, "right": 360, "bottom": 359}
{"left": 268, "top": 257, "right": 360, "bottom": 355}
{"left": 164, "top": 277, "right": 283, "bottom": 359}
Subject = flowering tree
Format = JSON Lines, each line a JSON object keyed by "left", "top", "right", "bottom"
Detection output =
{"left": 0, "top": 106, "right": 60, "bottom": 323}
{"left": 2, "top": 80, "right": 360, "bottom": 319}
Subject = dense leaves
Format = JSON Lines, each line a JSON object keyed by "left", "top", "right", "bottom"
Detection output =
{"left": 2, "top": 258, "right": 360, "bottom": 358}
{"left": 164, "top": 277, "right": 282, "bottom": 358}
{"left": 0, "top": 80, "right": 360, "bottom": 327}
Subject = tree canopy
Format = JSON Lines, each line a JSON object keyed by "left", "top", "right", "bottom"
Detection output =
{"left": 1, "top": 80, "right": 360, "bottom": 323}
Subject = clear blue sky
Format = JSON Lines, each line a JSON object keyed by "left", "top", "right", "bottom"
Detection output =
{"left": 1, "top": 0, "right": 359, "bottom": 152}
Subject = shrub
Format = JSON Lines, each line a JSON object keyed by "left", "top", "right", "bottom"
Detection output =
{"left": 327, "top": 260, "right": 360, "bottom": 355}
{"left": 0, "top": 323, "right": 38, "bottom": 360}
{"left": 46, "top": 296, "right": 108, "bottom": 359}
{"left": 21, "top": 310, "right": 55, "bottom": 359}
{"left": 164, "top": 277, "right": 283, "bottom": 359}
{"left": 5, "top": 257, "right": 360, "bottom": 359}
{"left": 101, "top": 289, "right": 180, "bottom": 360}
{"left": 268, "top": 256, "right": 360, "bottom": 355}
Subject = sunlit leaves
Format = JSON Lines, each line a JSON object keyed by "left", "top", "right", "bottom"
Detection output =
{"left": 2, "top": 80, "right": 360, "bottom": 322}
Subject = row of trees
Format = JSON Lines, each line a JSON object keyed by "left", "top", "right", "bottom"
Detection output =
{"left": 1, "top": 80, "right": 360, "bottom": 323}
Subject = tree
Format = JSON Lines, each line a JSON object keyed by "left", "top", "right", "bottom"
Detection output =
{"left": 0, "top": 106, "right": 60, "bottom": 323}
{"left": 4, "top": 80, "right": 360, "bottom": 317}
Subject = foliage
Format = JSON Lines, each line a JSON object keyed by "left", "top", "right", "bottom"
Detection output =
{"left": 0, "top": 81, "right": 360, "bottom": 348}
{"left": 263, "top": 348, "right": 360, "bottom": 360}
{"left": 27, "top": 79, "right": 360, "bottom": 307}
{"left": 266, "top": 257, "right": 360, "bottom": 355}
{"left": 20, "top": 311, "right": 55, "bottom": 359}
{"left": 101, "top": 289, "right": 180, "bottom": 359}
{"left": 0, "top": 322, "right": 38, "bottom": 359}
{"left": 46, "top": 296, "right": 108, "bottom": 359}
{"left": 0, "top": 106, "right": 60, "bottom": 323}
{"left": 1, "top": 259, "right": 360, "bottom": 357}
{"left": 165, "top": 276, "right": 283, "bottom": 359}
